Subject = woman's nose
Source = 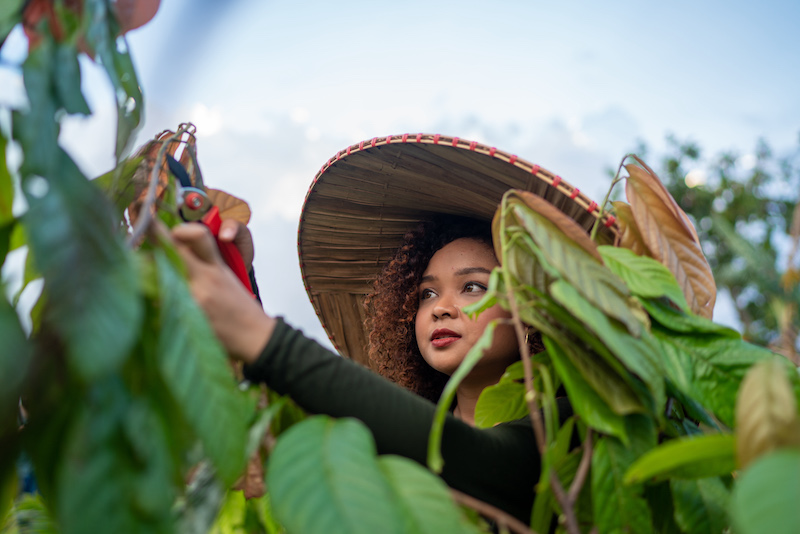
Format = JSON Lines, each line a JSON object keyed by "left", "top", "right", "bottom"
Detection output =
{"left": 433, "top": 296, "right": 459, "bottom": 319}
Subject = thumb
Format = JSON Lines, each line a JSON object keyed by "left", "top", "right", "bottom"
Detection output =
{"left": 172, "top": 223, "right": 223, "bottom": 266}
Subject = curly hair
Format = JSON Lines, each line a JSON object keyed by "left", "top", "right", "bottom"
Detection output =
{"left": 363, "top": 215, "right": 497, "bottom": 401}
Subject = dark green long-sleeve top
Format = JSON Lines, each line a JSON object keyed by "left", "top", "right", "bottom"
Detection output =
{"left": 244, "top": 318, "right": 557, "bottom": 524}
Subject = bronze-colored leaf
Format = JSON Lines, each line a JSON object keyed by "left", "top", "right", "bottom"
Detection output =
{"left": 207, "top": 188, "right": 251, "bottom": 225}
{"left": 611, "top": 201, "right": 651, "bottom": 257}
{"left": 232, "top": 451, "right": 266, "bottom": 499}
{"left": 510, "top": 190, "right": 603, "bottom": 261}
{"left": 625, "top": 161, "right": 716, "bottom": 318}
{"left": 735, "top": 359, "right": 800, "bottom": 469}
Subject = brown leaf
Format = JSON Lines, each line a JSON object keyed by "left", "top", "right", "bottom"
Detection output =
{"left": 127, "top": 132, "right": 185, "bottom": 227}
{"left": 735, "top": 359, "right": 800, "bottom": 469}
{"left": 625, "top": 161, "right": 716, "bottom": 318}
{"left": 207, "top": 189, "right": 251, "bottom": 225}
{"left": 508, "top": 190, "right": 602, "bottom": 261}
{"left": 611, "top": 201, "right": 651, "bottom": 256}
{"left": 232, "top": 451, "right": 266, "bottom": 499}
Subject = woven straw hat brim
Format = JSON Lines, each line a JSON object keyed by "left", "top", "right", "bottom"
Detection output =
{"left": 298, "top": 133, "right": 618, "bottom": 365}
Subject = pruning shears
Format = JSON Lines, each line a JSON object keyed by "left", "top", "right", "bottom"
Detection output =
{"left": 167, "top": 155, "right": 255, "bottom": 296}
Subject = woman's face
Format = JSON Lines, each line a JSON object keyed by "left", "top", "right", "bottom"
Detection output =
{"left": 414, "top": 237, "right": 519, "bottom": 378}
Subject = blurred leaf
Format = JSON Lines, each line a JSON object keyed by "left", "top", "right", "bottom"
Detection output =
{"left": 599, "top": 245, "right": 689, "bottom": 311}
{"left": 671, "top": 477, "right": 729, "bottom": 534}
{"left": 154, "top": 251, "right": 253, "bottom": 484}
{"left": 22, "top": 152, "right": 142, "bottom": 381}
{"left": 735, "top": 358, "right": 800, "bottom": 469}
{"left": 730, "top": 450, "right": 800, "bottom": 534}
{"left": 0, "top": 0, "right": 23, "bottom": 44}
{"left": 625, "top": 160, "right": 716, "bottom": 318}
{"left": 474, "top": 380, "right": 528, "bottom": 428}
{"left": 0, "top": 133, "right": 13, "bottom": 225}
{"left": 57, "top": 380, "right": 174, "bottom": 534}
{"left": 53, "top": 43, "right": 90, "bottom": 115}
{"left": 592, "top": 435, "right": 654, "bottom": 534}
{"left": 428, "top": 320, "right": 498, "bottom": 472}
{"left": 642, "top": 298, "right": 739, "bottom": 337}
{"left": 92, "top": 155, "right": 144, "bottom": 221}
{"left": 267, "top": 416, "right": 404, "bottom": 534}
{"left": 379, "top": 455, "right": 480, "bottom": 534}
{"left": 207, "top": 189, "right": 251, "bottom": 225}
{"left": 546, "top": 338, "right": 628, "bottom": 443}
{"left": 0, "top": 293, "right": 30, "bottom": 430}
{"left": 3, "top": 493, "right": 58, "bottom": 534}
{"left": 624, "top": 434, "right": 736, "bottom": 484}
{"left": 84, "top": 0, "right": 143, "bottom": 158}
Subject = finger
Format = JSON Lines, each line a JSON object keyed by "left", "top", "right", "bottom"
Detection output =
{"left": 218, "top": 219, "right": 255, "bottom": 269}
{"left": 172, "top": 223, "right": 223, "bottom": 265}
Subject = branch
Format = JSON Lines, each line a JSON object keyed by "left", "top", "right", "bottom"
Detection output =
{"left": 450, "top": 489, "right": 538, "bottom": 534}
{"left": 590, "top": 153, "right": 632, "bottom": 242}
{"left": 549, "top": 472, "right": 581, "bottom": 534}
{"left": 126, "top": 125, "right": 192, "bottom": 247}
{"left": 567, "top": 428, "right": 593, "bottom": 504}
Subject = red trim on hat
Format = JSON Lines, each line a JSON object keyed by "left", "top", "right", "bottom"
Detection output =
{"left": 531, "top": 164, "right": 540, "bottom": 175}
{"left": 433, "top": 134, "right": 441, "bottom": 144}
{"left": 416, "top": 133, "right": 422, "bottom": 142}
{"left": 402, "top": 133, "right": 409, "bottom": 143}
{"left": 469, "top": 141, "right": 477, "bottom": 151}
{"left": 347, "top": 146, "right": 352, "bottom": 155}
{"left": 604, "top": 215, "right": 617, "bottom": 227}
{"left": 587, "top": 201, "right": 598, "bottom": 213}
{"left": 451, "top": 137, "right": 459, "bottom": 147}
{"left": 569, "top": 188, "right": 580, "bottom": 199}
{"left": 359, "top": 141, "right": 365, "bottom": 150}
{"left": 370, "top": 137, "right": 377, "bottom": 147}
{"left": 386, "top": 135, "right": 392, "bottom": 144}
{"left": 552, "top": 175, "right": 562, "bottom": 187}
{"left": 489, "top": 147, "right": 496, "bottom": 157}
{"left": 509, "top": 155, "right": 518, "bottom": 165}
{"left": 336, "top": 151, "right": 341, "bottom": 160}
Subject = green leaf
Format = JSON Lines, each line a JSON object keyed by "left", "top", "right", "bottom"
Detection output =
{"left": 22, "top": 152, "right": 143, "bottom": 381}
{"left": 507, "top": 202, "right": 644, "bottom": 337}
{"left": 592, "top": 436, "right": 654, "bottom": 534}
{"left": 599, "top": 245, "right": 690, "bottom": 311}
{"left": 379, "top": 455, "right": 480, "bottom": 534}
{"left": 3, "top": 494, "right": 59, "bottom": 534}
{"left": 651, "top": 327, "right": 771, "bottom": 427}
{"left": 671, "top": 477, "right": 729, "bottom": 534}
{"left": 624, "top": 433, "right": 736, "bottom": 484}
{"left": 549, "top": 279, "right": 664, "bottom": 415}
{"left": 267, "top": 416, "right": 404, "bottom": 534}
{"left": 428, "top": 320, "right": 498, "bottom": 472}
{"left": 92, "top": 155, "right": 145, "bottom": 221}
{"left": 546, "top": 338, "right": 628, "bottom": 443}
{"left": 57, "top": 381, "right": 175, "bottom": 534}
{"left": 0, "top": 132, "right": 13, "bottom": 225}
{"left": 54, "top": 43, "right": 91, "bottom": 115}
{"left": 730, "top": 450, "right": 800, "bottom": 534}
{"left": 0, "top": 293, "right": 30, "bottom": 435}
{"left": 154, "top": 251, "right": 253, "bottom": 484}
{"left": 643, "top": 298, "right": 740, "bottom": 337}
{"left": 0, "top": 0, "right": 24, "bottom": 44}
{"left": 474, "top": 380, "right": 528, "bottom": 428}
{"left": 84, "top": 0, "right": 143, "bottom": 158}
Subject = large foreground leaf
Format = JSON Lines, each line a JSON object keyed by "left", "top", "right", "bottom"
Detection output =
{"left": 475, "top": 381, "right": 528, "bottom": 428}
{"left": 731, "top": 450, "right": 800, "bottom": 534}
{"left": 267, "top": 416, "right": 404, "bottom": 534}
{"left": 671, "top": 478, "right": 729, "bottom": 534}
{"left": 154, "top": 252, "right": 252, "bottom": 484}
{"left": 22, "top": 152, "right": 142, "bottom": 381}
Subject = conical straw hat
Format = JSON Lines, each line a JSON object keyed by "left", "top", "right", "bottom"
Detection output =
{"left": 298, "top": 133, "right": 618, "bottom": 365}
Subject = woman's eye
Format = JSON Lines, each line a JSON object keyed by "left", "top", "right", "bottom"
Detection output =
{"left": 464, "top": 282, "right": 487, "bottom": 293}
{"left": 420, "top": 288, "right": 436, "bottom": 300}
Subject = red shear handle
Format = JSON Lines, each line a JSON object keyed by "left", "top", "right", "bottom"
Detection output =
{"left": 200, "top": 206, "right": 255, "bottom": 296}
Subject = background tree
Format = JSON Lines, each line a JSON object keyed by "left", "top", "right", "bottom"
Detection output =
{"left": 641, "top": 135, "right": 800, "bottom": 362}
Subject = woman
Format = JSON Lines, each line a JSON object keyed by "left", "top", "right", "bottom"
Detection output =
{"left": 172, "top": 134, "right": 617, "bottom": 523}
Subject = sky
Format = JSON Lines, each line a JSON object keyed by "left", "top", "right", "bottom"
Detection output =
{"left": 2, "top": 0, "right": 799, "bottom": 346}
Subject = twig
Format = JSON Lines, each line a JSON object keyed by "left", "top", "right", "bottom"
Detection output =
{"left": 126, "top": 125, "right": 192, "bottom": 247}
{"left": 450, "top": 489, "right": 538, "bottom": 534}
{"left": 567, "top": 429, "right": 593, "bottom": 504}
{"left": 589, "top": 153, "right": 633, "bottom": 242}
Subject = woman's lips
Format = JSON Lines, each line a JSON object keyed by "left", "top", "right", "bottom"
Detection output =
{"left": 431, "top": 329, "right": 461, "bottom": 348}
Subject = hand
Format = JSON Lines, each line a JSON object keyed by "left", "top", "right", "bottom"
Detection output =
{"left": 171, "top": 222, "right": 275, "bottom": 364}
{"left": 217, "top": 218, "right": 255, "bottom": 273}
